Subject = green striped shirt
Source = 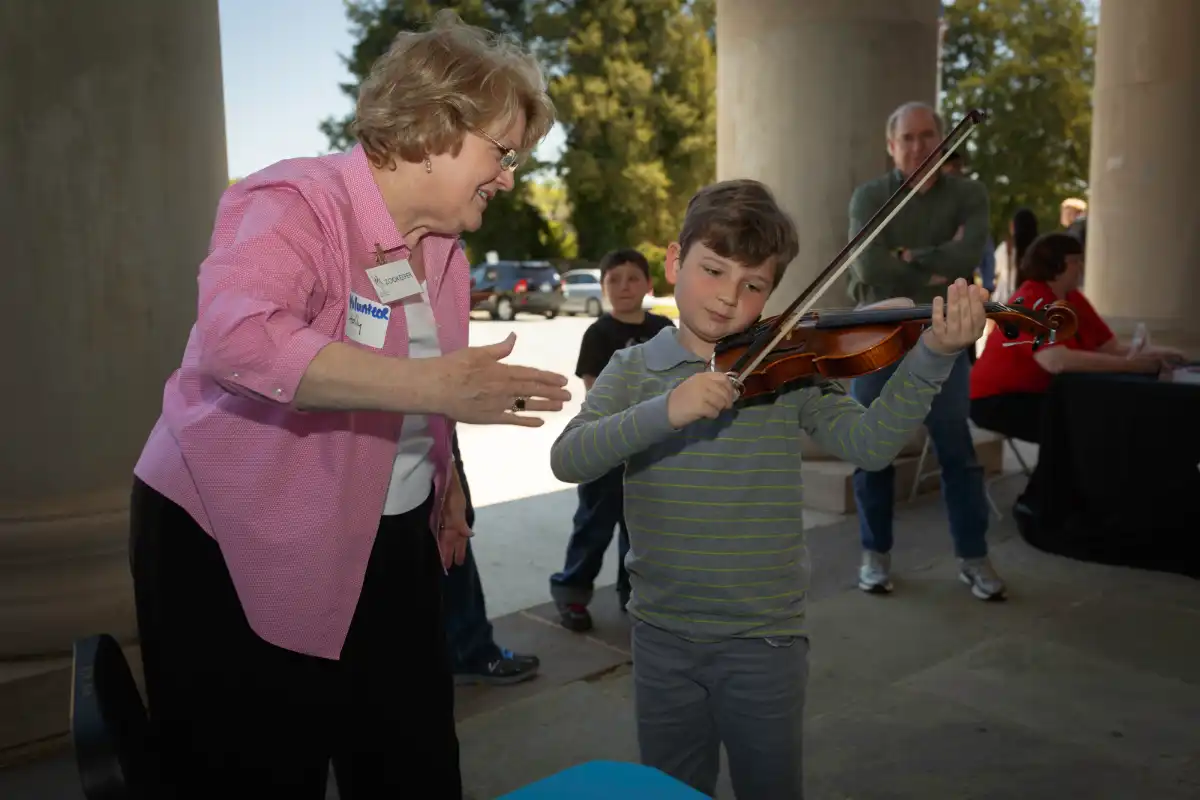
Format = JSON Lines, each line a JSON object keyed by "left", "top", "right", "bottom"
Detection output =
{"left": 549, "top": 327, "right": 958, "bottom": 642}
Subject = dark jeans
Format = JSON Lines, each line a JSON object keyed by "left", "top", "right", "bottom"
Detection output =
{"left": 850, "top": 352, "right": 990, "bottom": 559}
{"left": 130, "top": 478, "right": 461, "bottom": 799}
{"left": 443, "top": 434, "right": 502, "bottom": 670}
{"left": 970, "top": 392, "right": 1047, "bottom": 509}
{"left": 549, "top": 467, "right": 630, "bottom": 607}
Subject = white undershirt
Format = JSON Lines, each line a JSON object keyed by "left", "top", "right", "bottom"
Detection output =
{"left": 383, "top": 281, "right": 442, "bottom": 515}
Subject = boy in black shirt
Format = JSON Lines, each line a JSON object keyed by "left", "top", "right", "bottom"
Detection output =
{"left": 549, "top": 249, "right": 675, "bottom": 632}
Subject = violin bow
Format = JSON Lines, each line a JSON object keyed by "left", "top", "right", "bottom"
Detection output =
{"left": 725, "top": 108, "right": 989, "bottom": 393}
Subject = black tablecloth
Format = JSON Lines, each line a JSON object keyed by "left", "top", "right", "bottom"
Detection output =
{"left": 1027, "top": 372, "right": 1200, "bottom": 578}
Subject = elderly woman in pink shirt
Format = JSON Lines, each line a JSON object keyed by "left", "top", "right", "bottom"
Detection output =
{"left": 129, "top": 13, "right": 568, "bottom": 799}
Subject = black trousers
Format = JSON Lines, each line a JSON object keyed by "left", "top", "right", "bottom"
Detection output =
{"left": 130, "top": 478, "right": 462, "bottom": 799}
{"left": 969, "top": 392, "right": 1045, "bottom": 445}
{"left": 970, "top": 392, "right": 1046, "bottom": 508}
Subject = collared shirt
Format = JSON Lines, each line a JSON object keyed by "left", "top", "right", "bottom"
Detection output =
{"left": 134, "top": 144, "right": 469, "bottom": 660}
{"left": 550, "top": 327, "right": 958, "bottom": 642}
{"left": 847, "top": 169, "right": 991, "bottom": 306}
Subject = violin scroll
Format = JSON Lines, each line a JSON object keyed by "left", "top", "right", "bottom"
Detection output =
{"left": 991, "top": 299, "right": 1078, "bottom": 351}
{"left": 1040, "top": 300, "right": 1079, "bottom": 339}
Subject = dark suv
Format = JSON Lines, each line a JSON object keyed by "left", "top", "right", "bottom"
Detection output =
{"left": 469, "top": 261, "right": 564, "bottom": 321}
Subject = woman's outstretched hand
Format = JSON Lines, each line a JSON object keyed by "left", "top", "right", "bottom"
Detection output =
{"left": 434, "top": 333, "right": 572, "bottom": 426}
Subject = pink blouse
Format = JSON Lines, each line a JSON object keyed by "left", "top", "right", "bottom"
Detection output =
{"left": 134, "top": 144, "right": 470, "bottom": 660}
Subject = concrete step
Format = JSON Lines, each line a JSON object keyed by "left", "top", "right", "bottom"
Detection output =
{"left": 0, "top": 644, "right": 144, "bottom": 769}
{"left": 801, "top": 429, "right": 1006, "bottom": 514}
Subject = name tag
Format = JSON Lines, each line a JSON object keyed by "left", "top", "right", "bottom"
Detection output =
{"left": 365, "top": 259, "right": 421, "bottom": 304}
{"left": 346, "top": 292, "right": 390, "bottom": 349}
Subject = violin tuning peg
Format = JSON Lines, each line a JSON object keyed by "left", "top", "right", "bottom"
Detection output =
{"left": 1002, "top": 324, "right": 1020, "bottom": 339}
{"left": 1031, "top": 335, "right": 1044, "bottom": 352}
{"left": 1048, "top": 330, "right": 1057, "bottom": 345}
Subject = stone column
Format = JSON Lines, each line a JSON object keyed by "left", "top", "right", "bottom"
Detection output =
{"left": 716, "top": 0, "right": 942, "bottom": 315}
{"left": 0, "top": 0, "right": 226, "bottom": 750}
{"left": 1083, "top": 0, "right": 1200, "bottom": 353}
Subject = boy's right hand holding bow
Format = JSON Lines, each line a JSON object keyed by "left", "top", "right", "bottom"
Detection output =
{"left": 668, "top": 372, "right": 738, "bottom": 429}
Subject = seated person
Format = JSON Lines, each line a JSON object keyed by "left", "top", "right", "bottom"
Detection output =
{"left": 969, "top": 232, "right": 1183, "bottom": 522}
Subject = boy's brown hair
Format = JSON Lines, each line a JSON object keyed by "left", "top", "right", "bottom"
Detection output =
{"left": 678, "top": 179, "right": 799, "bottom": 286}
{"left": 598, "top": 248, "right": 651, "bottom": 280}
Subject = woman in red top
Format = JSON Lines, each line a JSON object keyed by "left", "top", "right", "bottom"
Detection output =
{"left": 969, "top": 232, "right": 1182, "bottom": 521}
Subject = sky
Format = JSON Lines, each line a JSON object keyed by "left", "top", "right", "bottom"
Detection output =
{"left": 218, "top": 1, "right": 1095, "bottom": 179}
{"left": 217, "top": 0, "right": 563, "bottom": 179}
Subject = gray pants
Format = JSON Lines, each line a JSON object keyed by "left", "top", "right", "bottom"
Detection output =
{"left": 631, "top": 621, "right": 809, "bottom": 799}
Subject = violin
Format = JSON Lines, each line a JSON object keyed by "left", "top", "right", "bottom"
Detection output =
{"left": 713, "top": 298, "right": 1078, "bottom": 400}
{"left": 708, "top": 107, "right": 1079, "bottom": 401}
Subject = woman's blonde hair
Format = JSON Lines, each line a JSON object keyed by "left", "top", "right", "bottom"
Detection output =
{"left": 352, "top": 10, "right": 555, "bottom": 169}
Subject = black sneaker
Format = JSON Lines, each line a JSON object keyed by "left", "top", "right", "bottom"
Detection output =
{"left": 559, "top": 603, "right": 594, "bottom": 632}
{"left": 454, "top": 648, "right": 540, "bottom": 686}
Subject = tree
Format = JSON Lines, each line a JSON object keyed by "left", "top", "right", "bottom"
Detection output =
{"left": 941, "top": 0, "right": 1095, "bottom": 242}
{"left": 536, "top": 0, "right": 716, "bottom": 262}
{"left": 526, "top": 176, "right": 579, "bottom": 259}
{"left": 319, "top": 1, "right": 560, "bottom": 262}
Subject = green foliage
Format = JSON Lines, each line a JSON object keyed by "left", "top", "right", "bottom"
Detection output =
{"left": 538, "top": 0, "right": 715, "bottom": 265}
{"left": 457, "top": 161, "right": 564, "bottom": 263}
{"left": 318, "top": 1, "right": 559, "bottom": 262}
{"left": 636, "top": 241, "right": 672, "bottom": 296}
{"left": 941, "top": 0, "right": 1095, "bottom": 241}
{"left": 526, "top": 176, "right": 579, "bottom": 258}
{"left": 320, "top": 0, "right": 715, "bottom": 279}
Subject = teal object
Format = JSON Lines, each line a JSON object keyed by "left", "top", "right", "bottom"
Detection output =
{"left": 497, "top": 761, "right": 710, "bottom": 799}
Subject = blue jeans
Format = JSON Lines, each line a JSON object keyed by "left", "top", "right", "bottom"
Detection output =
{"left": 850, "top": 352, "right": 989, "bottom": 559}
{"left": 442, "top": 435, "right": 500, "bottom": 670}
{"left": 549, "top": 467, "right": 630, "bottom": 607}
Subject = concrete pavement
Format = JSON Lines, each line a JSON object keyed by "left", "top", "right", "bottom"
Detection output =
{"left": 10, "top": 475, "right": 1198, "bottom": 799}
{"left": 4, "top": 314, "right": 1198, "bottom": 798}
{"left": 459, "top": 478, "right": 1200, "bottom": 800}
{"left": 458, "top": 313, "right": 619, "bottom": 615}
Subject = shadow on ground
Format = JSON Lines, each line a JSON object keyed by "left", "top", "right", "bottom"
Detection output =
{"left": 455, "top": 478, "right": 1200, "bottom": 799}
{"left": 4, "top": 479, "right": 1198, "bottom": 799}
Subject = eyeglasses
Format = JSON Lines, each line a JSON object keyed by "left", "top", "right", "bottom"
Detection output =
{"left": 474, "top": 128, "right": 520, "bottom": 172}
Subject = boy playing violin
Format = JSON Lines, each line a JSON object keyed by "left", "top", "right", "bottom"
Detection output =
{"left": 549, "top": 179, "right": 988, "bottom": 799}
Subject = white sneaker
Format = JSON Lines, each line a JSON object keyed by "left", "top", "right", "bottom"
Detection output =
{"left": 959, "top": 557, "right": 1007, "bottom": 601}
{"left": 858, "top": 551, "right": 893, "bottom": 594}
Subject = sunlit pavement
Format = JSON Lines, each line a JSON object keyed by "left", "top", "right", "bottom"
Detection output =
{"left": 459, "top": 313, "right": 619, "bottom": 617}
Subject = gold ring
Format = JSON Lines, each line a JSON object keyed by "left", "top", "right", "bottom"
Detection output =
{"left": 512, "top": 396, "right": 527, "bottom": 412}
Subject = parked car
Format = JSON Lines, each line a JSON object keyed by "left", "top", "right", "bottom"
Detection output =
{"left": 560, "top": 267, "right": 666, "bottom": 316}
{"left": 469, "top": 261, "right": 564, "bottom": 320}
{"left": 559, "top": 268, "right": 608, "bottom": 317}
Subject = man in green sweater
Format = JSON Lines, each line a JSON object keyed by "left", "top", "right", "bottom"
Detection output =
{"left": 846, "top": 101, "right": 1007, "bottom": 601}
